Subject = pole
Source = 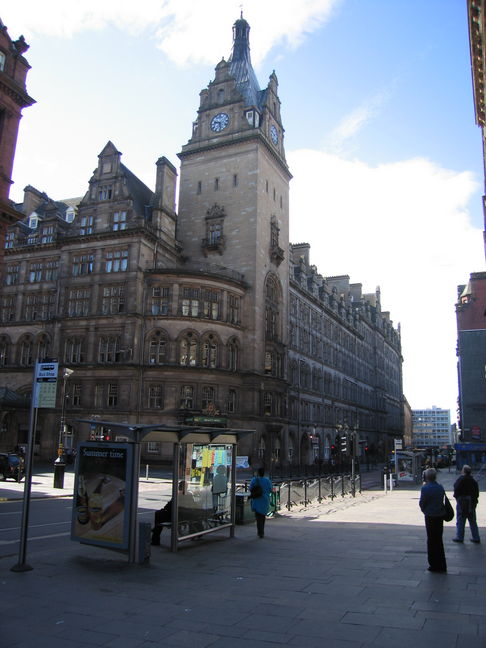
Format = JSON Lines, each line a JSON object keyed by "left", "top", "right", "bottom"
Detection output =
{"left": 11, "top": 364, "right": 38, "bottom": 572}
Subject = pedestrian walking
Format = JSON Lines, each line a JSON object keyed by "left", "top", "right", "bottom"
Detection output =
{"left": 249, "top": 467, "right": 273, "bottom": 538}
{"left": 453, "top": 465, "right": 481, "bottom": 544}
{"left": 419, "top": 467, "right": 447, "bottom": 573}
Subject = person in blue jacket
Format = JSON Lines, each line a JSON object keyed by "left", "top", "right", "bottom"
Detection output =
{"left": 419, "top": 468, "right": 447, "bottom": 573}
{"left": 249, "top": 467, "right": 273, "bottom": 538}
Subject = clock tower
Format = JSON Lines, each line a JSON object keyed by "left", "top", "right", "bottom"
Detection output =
{"left": 177, "top": 15, "right": 291, "bottom": 401}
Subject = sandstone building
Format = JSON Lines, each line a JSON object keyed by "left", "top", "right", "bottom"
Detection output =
{"left": 0, "top": 16, "right": 404, "bottom": 467}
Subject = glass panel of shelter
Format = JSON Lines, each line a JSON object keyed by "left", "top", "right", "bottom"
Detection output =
{"left": 176, "top": 443, "right": 232, "bottom": 539}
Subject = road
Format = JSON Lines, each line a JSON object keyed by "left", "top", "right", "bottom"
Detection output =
{"left": 0, "top": 487, "right": 173, "bottom": 561}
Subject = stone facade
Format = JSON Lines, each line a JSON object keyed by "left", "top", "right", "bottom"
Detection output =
{"left": 0, "top": 16, "right": 404, "bottom": 467}
{"left": 0, "top": 18, "right": 34, "bottom": 276}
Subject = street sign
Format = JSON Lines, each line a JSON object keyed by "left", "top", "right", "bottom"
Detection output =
{"left": 34, "top": 361, "right": 58, "bottom": 409}
{"left": 394, "top": 439, "right": 403, "bottom": 450}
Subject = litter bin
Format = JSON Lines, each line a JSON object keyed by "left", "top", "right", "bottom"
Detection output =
{"left": 53, "top": 457, "right": 65, "bottom": 489}
{"left": 235, "top": 492, "right": 253, "bottom": 524}
{"left": 138, "top": 522, "right": 151, "bottom": 564}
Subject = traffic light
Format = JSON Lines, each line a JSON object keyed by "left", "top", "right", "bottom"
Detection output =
{"left": 330, "top": 444, "right": 337, "bottom": 456}
{"left": 340, "top": 435, "right": 348, "bottom": 454}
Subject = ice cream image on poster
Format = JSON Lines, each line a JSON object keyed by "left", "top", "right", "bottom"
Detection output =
{"left": 71, "top": 443, "right": 133, "bottom": 550}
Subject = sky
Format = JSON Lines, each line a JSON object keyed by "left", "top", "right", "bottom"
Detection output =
{"left": 2, "top": 0, "right": 485, "bottom": 423}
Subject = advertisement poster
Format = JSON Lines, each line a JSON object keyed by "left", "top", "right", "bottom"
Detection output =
{"left": 71, "top": 443, "right": 133, "bottom": 550}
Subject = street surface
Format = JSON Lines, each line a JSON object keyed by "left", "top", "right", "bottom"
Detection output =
{"left": 0, "top": 465, "right": 485, "bottom": 647}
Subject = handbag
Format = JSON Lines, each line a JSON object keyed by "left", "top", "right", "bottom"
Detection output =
{"left": 249, "top": 477, "right": 263, "bottom": 499}
{"left": 443, "top": 494, "right": 454, "bottom": 522}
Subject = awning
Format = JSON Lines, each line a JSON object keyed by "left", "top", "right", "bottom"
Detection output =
{"left": 76, "top": 420, "right": 255, "bottom": 445}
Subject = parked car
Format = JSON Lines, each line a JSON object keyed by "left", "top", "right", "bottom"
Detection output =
{"left": 0, "top": 452, "right": 25, "bottom": 482}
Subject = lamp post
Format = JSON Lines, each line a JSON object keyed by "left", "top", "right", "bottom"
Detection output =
{"left": 53, "top": 368, "right": 73, "bottom": 489}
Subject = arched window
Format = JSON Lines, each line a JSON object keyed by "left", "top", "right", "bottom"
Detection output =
{"left": 202, "top": 335, "right": 218, "bottom": 368}
{"left": 179, "top": 333, "right": 197, "bottom": 366}
{"left": 19, "top": 336, "right": 34, "bottom": 366}
{"left": 37, "top": 334, "right": 50, "bottom": 361}
{"left": 227, "top": 338, "right": 239, "bottom": 371}
{"left": 148, "top": 332, "right": 167, "bottom": 365}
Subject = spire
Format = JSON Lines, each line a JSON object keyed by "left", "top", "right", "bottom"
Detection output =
{"left": 228, "top": 15, "right": 262, "bottom": 108}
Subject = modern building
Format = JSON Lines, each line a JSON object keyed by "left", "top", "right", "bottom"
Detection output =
{"left": 0, "top": 16, "right": 404, "bottom": 467}
{"left": 0, "top": 19, "right": 34, "bottom": 275}
{"left": 412, "top": 407, "right": 452, "bottom": 449}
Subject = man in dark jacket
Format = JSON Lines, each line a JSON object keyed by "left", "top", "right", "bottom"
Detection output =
{"left": 453, "top": 465, "right": 480, "bottom": 544}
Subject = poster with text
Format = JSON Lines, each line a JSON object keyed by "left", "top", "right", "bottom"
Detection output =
{"left": 71, "top": 442, "right": 133, "bottom": 550}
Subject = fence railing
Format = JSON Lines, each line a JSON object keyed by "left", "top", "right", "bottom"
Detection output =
{"left": 239, "top": 473, "right": 361, "bottom": 512}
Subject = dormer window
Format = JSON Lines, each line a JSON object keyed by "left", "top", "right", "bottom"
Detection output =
{"left": 28, "top": 214, "right": 38, "bottom": 229}
{"left": 98, "top": 185, "right": 112, "bottom": 201}
{"left": 65, "top": 207, "right": 75, "bottom": 223}
{"left": 112, "top": 211, "right": 127, "bottom": 231}
{"left": 245, "top": 110, "right": 260, "bottom": 127}
{"left": 0, "top": 52, "right": 5, "bottom": 72}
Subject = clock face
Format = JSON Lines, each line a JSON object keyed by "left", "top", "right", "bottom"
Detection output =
{"left": 270, "top": 124, "right": 278, "bottom": 145}
{"left": 210, "top": 113, "right": 229, "bottom": 132}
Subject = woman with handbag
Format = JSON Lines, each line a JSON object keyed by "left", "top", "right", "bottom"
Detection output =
{"left": 249, "top": 467, "right": 273, "bottom": 538}
{"left": 419, "top": 468, "right": 447, "bottom": 573}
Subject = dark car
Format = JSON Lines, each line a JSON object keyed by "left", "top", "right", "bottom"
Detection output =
{"left": 0, "top": 452, "right": 25, "bottom": 482}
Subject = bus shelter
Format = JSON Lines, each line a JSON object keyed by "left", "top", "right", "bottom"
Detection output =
{"left": 72, "top": 420, "right": 254, "bottom": 561}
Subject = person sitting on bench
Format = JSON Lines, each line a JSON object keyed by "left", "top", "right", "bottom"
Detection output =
{"left": 151, "top": 499, "right": 172, "bottom": 546}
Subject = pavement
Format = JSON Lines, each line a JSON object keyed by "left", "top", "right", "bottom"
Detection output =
{"left": 1, "top": 466, "right": 485, "bottom": 648}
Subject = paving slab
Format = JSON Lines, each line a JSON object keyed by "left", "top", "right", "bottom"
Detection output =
{"left": 1, "top": 467, "right": 485, "bottom": 647}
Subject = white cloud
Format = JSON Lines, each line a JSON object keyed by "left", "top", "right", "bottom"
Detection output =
{"left": 326, "top": 89, "right": 392, "bottom": 153}
{"left": 288, "top": 148, "right": 485, "bottom": 417}
{"left": 0, "top": 0, "right": 341, "bottom": 66}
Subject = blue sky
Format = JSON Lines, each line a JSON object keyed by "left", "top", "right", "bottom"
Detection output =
{"left": 2, "top": 0, "right": 484, "bottom": 422}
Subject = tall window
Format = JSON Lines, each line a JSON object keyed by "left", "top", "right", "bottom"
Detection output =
{"left": 265, "top": 275, "right": 280, "bottom": 341}
{"left": 29, "top": 259, "right": 59, "bottom": 283}
{"left": 65, "top": 338, "right": 84, "bottom": 364}
{"left": 180, "top": 385, "right": 194, "bottom": 409}
{"left": 72, "top": 254, "right": 94, "bottom": 276}
{"left": 227, "top": 339, "right": 238, "bottom": 371}
{"left": 4, "top": 231, "right": 14, "bottom": 249}
{"left": 71, "top": 383, "right": 82, "bottom": 406}
{"left": 19, "top": 337, "right": 34, "bottom": 366}
{"left": 179, "top": 334, "right": 197, "bottom": 366}
{"left": 79, "top": 215, "right": 93, "bottom": 235}
{"left": 0, "top": 296, "right": 15, "bottom": 322}
{"left": 101, "top": 286, "right": 125, "bottom": 314}
{"left": 23, "top": 293, "right": 55, "bottom": 321}
{"left": 227, "top": 389, "right": 236, "bottom": 413}
{"left": 37, "top": 335, "right": 50, "bottom": 361}
{"left": 108, "top": 383, "right": 118, "bottom": 407}
{"left": 0, "top": 336, "right": 9, "bottom": 366}
{"left": 5, "top": 264, "right": 19, "bottom": 285}
{"left": 40, "top": 225, "right": 54, "bottom": 244}
{"left": 208, "top": 221, "right": 222, "bottom": 245}
{"left": 67, "top": 288, "right": 90, "bottom": 316}
{"left": 264, "top": 392, "right": 273, "bottom": 416}
{"left": 148, "top": 334, "right": 167, "bottom": 365}
{"left": 99, "top": 336, "right": 121, "bottom": 363}
{"left": 228, "top": 294, "right": 240, "bottom": 324}
{"left": 151, "top": 286, "right": 170, "bottom": 315}
{"left": 105, "top": 249, "right": 128, "bottom": 273}
{"left": 148, "top": 385, "right": 164, "bottom": 408}
{"left": 98, "top": 186, "right": 112, "bottom": 201}
{"left": 201, "top": 386, "right": 215, "bottom": 410}
{"left": 181, "top": 287, "right": 199, "bottom": 317}
{"left": 112, "top": 211, "right": 127, "bottom": 231}
{"left": 202, "top": 290, "right": 219, "bottom": 319}
{"left": 202, "top": 336, "right": 217, "bottom": 368}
